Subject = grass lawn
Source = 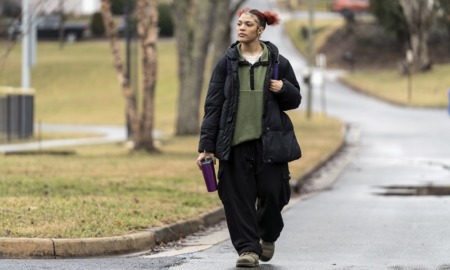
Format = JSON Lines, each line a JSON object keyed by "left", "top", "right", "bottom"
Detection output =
{"left": 0, "top": 40, "right": 178, "bottom": 131}
{"left": 284, "top": 18, "right": 344, "bottom": 59}
{"left": 341, "top": 67, "right": 450, "bottom": 108}
{"left": 0, "top": 39, "right": 343, "bottom": 238}
{"left": 284, "top": 18, "right": 449, "bottom": 108}
{"left": 0, "top": 112, "right": 342, "bottom": 238}
{"left": 276, "top": 0, "right": 333, "bottom": 12}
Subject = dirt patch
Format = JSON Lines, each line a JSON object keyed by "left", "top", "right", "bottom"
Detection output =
{"left": 318, "top": 19, "right": 450, "bottom": 71}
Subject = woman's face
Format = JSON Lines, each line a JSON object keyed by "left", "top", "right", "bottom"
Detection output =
{"left": 237, "top": 13, "right": 263, "bottom": 44}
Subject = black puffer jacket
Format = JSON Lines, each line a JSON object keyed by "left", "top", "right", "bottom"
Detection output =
{"left": 198, "top": 40, "right": 302, "bottom": 163}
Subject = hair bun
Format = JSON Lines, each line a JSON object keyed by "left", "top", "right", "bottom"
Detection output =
{"left": 236, "top": 8, "right": 280, "bottom": 27}
{"left": 263, "top": 11, "right": 280, "bottom": 25}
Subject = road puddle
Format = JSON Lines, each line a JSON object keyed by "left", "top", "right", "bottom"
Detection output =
{"left": 375, "top": 185, "right": 450, "bottom": 196}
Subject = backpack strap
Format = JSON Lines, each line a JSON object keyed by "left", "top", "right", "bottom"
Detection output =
{"left": 272, "top": 53, "right": 279, "bottom": 80}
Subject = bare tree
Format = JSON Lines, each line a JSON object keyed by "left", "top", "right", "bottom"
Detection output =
{"left": 135, "top": 0, "right": 159, "bottom": 151}
{"left": 101, "top": 0, "right": 159, "bottom": 152}
{"left": 171, "top": 0, "right": 245, "bottom": 136}
{"left": 210, "top": 0, "right": 246, "bottom": 65}
{"left": 172, "top": 0, "right": 218, "bottom": 136}
{"left": 399, "top": 0, "right": 437, "bottom": 72}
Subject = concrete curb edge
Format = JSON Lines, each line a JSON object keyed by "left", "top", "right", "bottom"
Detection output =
{"left": 0, "top": 207, "right": 225, "bottom": 259}
{"left": 290, "top": 124, "right": 348, "bottom": 192}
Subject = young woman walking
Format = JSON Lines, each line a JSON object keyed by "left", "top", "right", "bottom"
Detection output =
{"left": 196, "top": 8, "right": 302, "bottom": 267}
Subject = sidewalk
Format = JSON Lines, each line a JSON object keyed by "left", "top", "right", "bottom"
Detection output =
{"left": 0, "top": 124, "right": 164, "bottom": 154}
{"left": 0, "top": 124, "right": 127, "bottom": 154}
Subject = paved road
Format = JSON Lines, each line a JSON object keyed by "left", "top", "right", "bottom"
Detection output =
{"left": 2, "top": 0, "right": 450, "bottom": 269}
{"left": 163, "top": 0, "right": 450, "bottom": 268}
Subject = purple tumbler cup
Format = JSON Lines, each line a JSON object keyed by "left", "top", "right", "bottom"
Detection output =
{"left": 201, "top": 158, "right": 218, "bottom": 192}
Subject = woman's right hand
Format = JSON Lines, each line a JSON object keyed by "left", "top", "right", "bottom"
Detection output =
{"left": 196, "top": 152, "right": 216, "bottom": 170}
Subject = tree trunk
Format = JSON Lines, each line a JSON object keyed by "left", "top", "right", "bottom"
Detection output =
{"left": 172, "top": 0, "right": 219, "bottom": 136}
{"left": 100, "top": 0, "right": 140, "bottom": 143}
{"left": 136, "top": 0, "right": 159, "bottom": 152}
{"left": 210, "top": 0, "right": 246, "bottom": 65}
{"left": 399, "top": 0, "right": 436, "bottom": 72}
{"left": 101, "top": 0, "right": 159, "bottom": 153}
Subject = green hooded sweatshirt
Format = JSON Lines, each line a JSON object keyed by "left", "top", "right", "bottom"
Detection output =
{"left": 231, "top": 43, "right": 269, "bottom": 146}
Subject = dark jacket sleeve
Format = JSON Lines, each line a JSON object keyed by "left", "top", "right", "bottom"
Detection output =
{"left": 273, "top": 55, "right": 301, "bottom": 111}
{"left": 198, "top": 57, "right": 227, "bottom": 153}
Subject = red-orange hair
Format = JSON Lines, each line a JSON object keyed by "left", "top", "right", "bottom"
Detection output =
{"left": 237, "top": 8, "right": 280, "bottom": 28}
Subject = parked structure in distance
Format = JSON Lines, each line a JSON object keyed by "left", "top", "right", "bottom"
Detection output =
{"left": 331, "top": 0, "right": 369, "bottom": 16}
{"left": 8, "top": 15, "right": 89, "bottom": 42}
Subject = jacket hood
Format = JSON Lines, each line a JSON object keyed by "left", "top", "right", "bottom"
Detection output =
{"left": 226, "top": 40, "right": 279, "bottom": 61}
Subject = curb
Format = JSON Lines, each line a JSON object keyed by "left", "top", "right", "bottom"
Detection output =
{"left": 0, "top": 207, "right": 225, "bottom": 259}
{"left": 290, "top": 124, "right": 348, "bottom": 193}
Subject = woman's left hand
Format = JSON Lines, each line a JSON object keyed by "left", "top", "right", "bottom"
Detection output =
{"left": 269, "top": 80, "right": 283, "bottom": 93}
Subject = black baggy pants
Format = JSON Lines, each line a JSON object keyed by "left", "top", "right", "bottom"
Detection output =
{"left": 217, "top": 139, "right": 291, "bottom": 256}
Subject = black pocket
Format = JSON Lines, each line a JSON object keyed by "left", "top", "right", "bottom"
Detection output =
{"left": 279, "top": 163, "right": 291, "bottom": 207}
{"left": 217, "top": 163, "right": 225, "bottom": 202}
{"left": 265, "top": 111, "right": 301, "bottom": 163}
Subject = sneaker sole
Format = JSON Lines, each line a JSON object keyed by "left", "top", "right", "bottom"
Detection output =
{"left": 259, "top": 255, "right": 272, "bottom": 262}
{"left": 236, "top": 262, "right": 260, "bottom": 267}
{"left": 260, "top": 242, "right": 274, "bottom": 262}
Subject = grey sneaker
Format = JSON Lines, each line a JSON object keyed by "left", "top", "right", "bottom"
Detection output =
{"left": 260, "top": 241, "right": 275, "bottom": 262}
{"left": 236, "top": 252, "right": 260, "bottom": 267}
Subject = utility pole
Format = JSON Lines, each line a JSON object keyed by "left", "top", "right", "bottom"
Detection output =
{"left": 406, "top": 49, "right": 413, "bottom": 103}
{"left": 21, "top": 0, "right": 34, "bottom": 139}
{"left": 125, "top": 0, "right": 131, "bottom": 83}
{"left": 124, "top": 0, "right": 133, "bottom": 138}
{"left": 21, "top": 0, "right": 30, "bottom": 88}
{"left": 306, "top": 0, "right": 315, "bottom": 119}
{"left": 30, "top": 7, "right": 37, "bottom": 67}
{"left": 58, "top": 0, "right": 65, "bottom": 49}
